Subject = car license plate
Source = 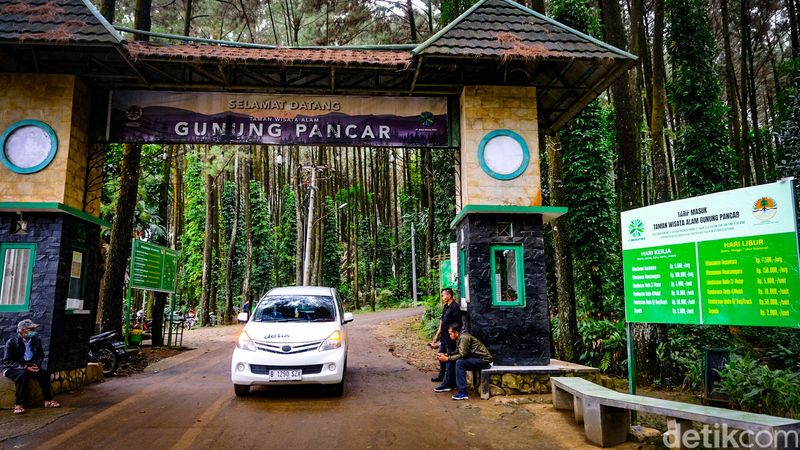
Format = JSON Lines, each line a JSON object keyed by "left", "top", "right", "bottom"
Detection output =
{"left": 268, "top": 369, "right": 302, "bottom": 381}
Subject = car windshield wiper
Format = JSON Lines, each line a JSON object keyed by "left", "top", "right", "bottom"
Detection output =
{"left": 310, "top": 318, "right": 333, "bottom": 322}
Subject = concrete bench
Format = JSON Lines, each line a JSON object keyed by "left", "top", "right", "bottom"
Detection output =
{"left": 551, "top": 376, "right": 800, "bottom": 449}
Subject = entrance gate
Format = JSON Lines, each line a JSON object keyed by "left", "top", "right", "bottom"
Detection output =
{"left": 0, "top": 0, "right": 636, "bottom": 376}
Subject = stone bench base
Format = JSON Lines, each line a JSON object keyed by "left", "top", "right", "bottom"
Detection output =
{"left": 0, "top": 364, "right": 103, "bottom": 409}
{"left": 478, "top": 359, "right": 600, "bottom": 399}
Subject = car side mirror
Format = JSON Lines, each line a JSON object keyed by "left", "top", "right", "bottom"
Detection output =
{"left": 343, "top": 312, "right": 354, "bottom": 324}
{"left": 237, "top": 312, "right": 249, "bottom": 323}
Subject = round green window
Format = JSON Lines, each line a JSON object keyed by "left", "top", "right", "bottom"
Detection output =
{"left": 0, "top": 120, "right": 59, "bottom": 174}
{"left": 477, "top": 129, "right": 530, "bottom": 180}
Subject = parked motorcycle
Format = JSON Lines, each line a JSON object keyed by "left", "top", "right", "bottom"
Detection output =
{"left": 88, "top": 331, "right": 128, "bottom": 376}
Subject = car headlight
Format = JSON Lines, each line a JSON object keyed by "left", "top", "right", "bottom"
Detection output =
{"left": 237, "top": 331, "right": 257, "bottom": 352}
{"left": 319, "top": 330, "right": 342, "bottom": 351}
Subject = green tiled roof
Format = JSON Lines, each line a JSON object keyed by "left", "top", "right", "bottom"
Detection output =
{"left": 0, "top": 0, "right": 120, "bottom": 44}
{"left": 413, "top": 0, "right": 634, "bottom": 61}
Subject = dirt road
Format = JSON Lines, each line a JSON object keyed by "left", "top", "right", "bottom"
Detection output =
{"left": 1, "top": 308, "right": 646, "bottom": 450}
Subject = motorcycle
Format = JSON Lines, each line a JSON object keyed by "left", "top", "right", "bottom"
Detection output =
{"left": 88, "top": 331, "right": 128, "bottom": 376}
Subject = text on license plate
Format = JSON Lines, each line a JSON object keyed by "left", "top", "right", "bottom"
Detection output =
{"left": 268, "top": 369, "right": 302, "bottom": 381}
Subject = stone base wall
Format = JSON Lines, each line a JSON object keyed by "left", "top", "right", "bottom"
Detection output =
{"left": 477, "top": 372, "right": 601, "bottom": 397}
{"left": 0, "top": 363, "right": 103, "bottom": 408}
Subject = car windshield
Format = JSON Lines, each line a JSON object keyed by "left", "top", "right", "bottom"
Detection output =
{"left": 252, "top": 295, "right": 336, "bottom": 322}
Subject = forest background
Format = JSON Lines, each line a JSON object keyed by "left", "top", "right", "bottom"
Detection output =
{"left": 92, "top": 0, "right": 800, "bottom": 418}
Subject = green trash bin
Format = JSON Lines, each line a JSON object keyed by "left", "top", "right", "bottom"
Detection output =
{"left": 704, "top": 347, "right": 729, "bottom": 404}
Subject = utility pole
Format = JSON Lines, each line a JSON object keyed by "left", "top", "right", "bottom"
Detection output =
{"left": 302, "top": 165, "right": 325, "bottom": 286}
{"left": 411, "top": 223, "right": 418, "bottom": 305}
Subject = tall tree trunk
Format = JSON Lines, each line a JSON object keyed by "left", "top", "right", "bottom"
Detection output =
{"left": 651, "top": 0, "right": 670, "bottom": 204}
{"left": 302, "top": 166, "right": 318, "bottom": 285}
{"left": 631, "top": 0, "right": 653, "bottom": 129}
{"left": 600, "top": 0, "right": 643, "bottom": 211}
{"left": 172, "top": 147, "right": 184, "bottom": 249}
{"left": 200, "top": 146, "right": 214, "bottom": 326}
{"left": 424, "top": 148, "right": 434, "bottom": 274}
{"left": 225, "top": 153, "right": 239, "bottom": 324}
{"left": 242, "top": 151, "right": 253, "bottom": 311}
{"left": 789, "top": 0, "right": 800, "bottom": 58}
{"left": 133, "top": 0, "right": 151, "bottom": 39}
{"left": 739, "top": 0, "right": 753, "bottom": 186}
{"left": 406, "top": 0, "right": 417, "bottom": 42}
{"left": 101, "top": 0, "right": 115, "bottom": 23}
{"left": 745, "top": 16, "right": 766, "bottom": 184}
{"left": 151, "top": 146, "right": 172, "bottom": 346}
{"left": 720, "top": 0, "right": 745, "bottom": 185}
{"left": 100, "top": 144, "right": 142, "bottom": 335}
{"left": 545, "top": 135, "right": 579, "bottom": 361}
{"left": 294, "top": 150, "right": 304, "bottom": 285}
{"left": 183, "top": 0, "right": 192, "bottom": 36}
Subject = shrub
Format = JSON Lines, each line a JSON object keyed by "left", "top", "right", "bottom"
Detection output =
{"left": 578, "top": 318, "right": 627, "bottom": 374}
{"left": 715, "top": 354, "right": 800, "bottom": 418}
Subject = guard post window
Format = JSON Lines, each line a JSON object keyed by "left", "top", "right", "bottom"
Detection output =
{"left": 0, "top": 243, "right": 36, "bottom": 312}
{"left": 490, "top": 244, "right": 525, "bottom": 307}
{"left": 66, "top": 250, "right": 85, "bottom": 311}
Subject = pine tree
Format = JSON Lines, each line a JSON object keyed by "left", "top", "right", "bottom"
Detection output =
{"left": 666, "top": 0, "right": 737, "bottom": 196}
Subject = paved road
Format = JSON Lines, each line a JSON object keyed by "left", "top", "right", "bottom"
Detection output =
{"left": 2, "top": 308, "right": 626, "bottom": 450}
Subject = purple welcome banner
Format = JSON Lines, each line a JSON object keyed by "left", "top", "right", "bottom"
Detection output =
{"left": 108, "top": 91, "right": 449, "bottom": 147}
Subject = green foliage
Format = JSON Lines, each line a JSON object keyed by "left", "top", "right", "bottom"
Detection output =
{"left": 666, "top": 0, "right": 736, "bottom": 197}
{"left": 548, "top": 0, "right": 602, "bottom": 37}
{"left": 578, "top": 318, "right": 627, "bottom": 374}
{"left": 249, "top": 180, "right": 275, "bottom": 298}
{"left": 432, "top": 149, "right": 457, "bottom": 256}
{"left": 440, "top": 0, "right": 478, "bottom": 26}
{"left": 715, "top": 354, "right": 800, "bottom": 418}
{"left": 776, "top": 73, "right": 800, "bottom": 221}
{"left": 560, "top": 101, "right": 620, "bottom": 314}
{"left": 274, "top": 184, "right": 297, "bottom": 286}
{"left": 179, "top": 153, "right": 206, "bottom": 305}
{"left": 549, "top": 0, "right": 620, "bottom": 316}
{"left": 321, "top": 196, "right": 342, "bottom": 290}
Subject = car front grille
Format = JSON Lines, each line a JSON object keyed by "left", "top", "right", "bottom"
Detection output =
{"left": 250, "top": 364, "right": 324, "bottom": 375}
{"left": 253, "top": 340, "right": 323, "bottom": 355}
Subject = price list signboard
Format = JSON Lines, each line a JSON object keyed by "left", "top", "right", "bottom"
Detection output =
{"left": 621, "top": 181, "right": 800, "bottom": 327}
{"left": 129, "top": 239, "right": 179, "bottom": 293}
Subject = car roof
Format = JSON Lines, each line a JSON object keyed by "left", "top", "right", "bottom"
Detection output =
{"left": 264, "top": 286, "right": 335, "bottom": 297}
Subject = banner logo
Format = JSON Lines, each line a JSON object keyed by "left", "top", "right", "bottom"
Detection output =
{"left": 752, "top": 197, "right": 778, "bottom": 221}
{"left": 628, "top": 219, "right": 645, "bottom": 238}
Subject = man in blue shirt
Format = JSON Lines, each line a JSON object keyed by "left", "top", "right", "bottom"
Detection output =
{"left": 2, "top": 319, "right": 60, "bottom": 414}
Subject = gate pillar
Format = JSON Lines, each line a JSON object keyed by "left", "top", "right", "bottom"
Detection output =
{"left": 454, "top": 86, "right": 565, "bottom": 365}
{"left": 0, "top": 73, "right": 105, "bottom": 372}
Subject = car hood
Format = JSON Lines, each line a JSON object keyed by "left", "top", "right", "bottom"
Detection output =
{"left": 244, "top": 321, "right": 340, "bottom": 343}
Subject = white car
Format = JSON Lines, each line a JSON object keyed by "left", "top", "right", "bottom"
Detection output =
{"left": 231, "top": 286, "right": 353, "bottom": 397}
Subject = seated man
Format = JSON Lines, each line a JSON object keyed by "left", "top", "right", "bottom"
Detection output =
{"left": 2, "top": 319, "right": 60, "bottom": 414}
{"left": 435, "top": 326, "right": 493, "bottom": 400}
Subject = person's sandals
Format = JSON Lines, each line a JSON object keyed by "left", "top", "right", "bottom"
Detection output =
{"left": 44, "top": 400, "right": 61, "bottom": 408}
{"left": 13, "top": 405, "right": 25, "bottom": 414}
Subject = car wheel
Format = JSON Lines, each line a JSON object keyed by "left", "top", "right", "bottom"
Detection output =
{"left": 234, "top": 384, "right": 250, "bottom": 396}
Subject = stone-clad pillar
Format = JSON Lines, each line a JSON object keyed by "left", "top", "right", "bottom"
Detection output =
{"left": 0, "top": 73, "right": 105, "bottom": 371}
{"left": 454, "top": 86, "right": 564, "bottom": 366}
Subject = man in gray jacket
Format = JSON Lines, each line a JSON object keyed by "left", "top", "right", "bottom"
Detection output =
{"left": 436, "top": 326, "right": 493, "bottom": 400}
{"left": 2, "top": 319, "right": 60, "bottom": 414}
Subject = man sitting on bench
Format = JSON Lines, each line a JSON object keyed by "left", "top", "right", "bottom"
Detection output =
{"left": 436, "top": 326, "right": 493, "bottom": 401}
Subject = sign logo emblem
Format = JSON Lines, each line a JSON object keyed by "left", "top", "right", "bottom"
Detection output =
{"left": 752, "top": 197, "right": 778, "bottom": 221}
{"left": 418, "top": 111, "right": 434, "bottom": 126}
{"left": 125, "top": 105, "right": 143, "bottom": 121}
{"left": 628, "top": 219, "right": 645, "bottom": 238}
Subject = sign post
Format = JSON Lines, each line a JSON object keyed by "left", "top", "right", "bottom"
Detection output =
{"left": 620, "top": 180, "right": 800, "bottom": 397}
{"left": 127, "top": 239, "right": 180, "bottom": 346}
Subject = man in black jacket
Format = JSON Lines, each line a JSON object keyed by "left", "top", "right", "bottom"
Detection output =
{"left": 433, "top": 288, "right": 461, "bottom": 392}
{"left": 2, "top": 319, "right": 60, "bottom": 414}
